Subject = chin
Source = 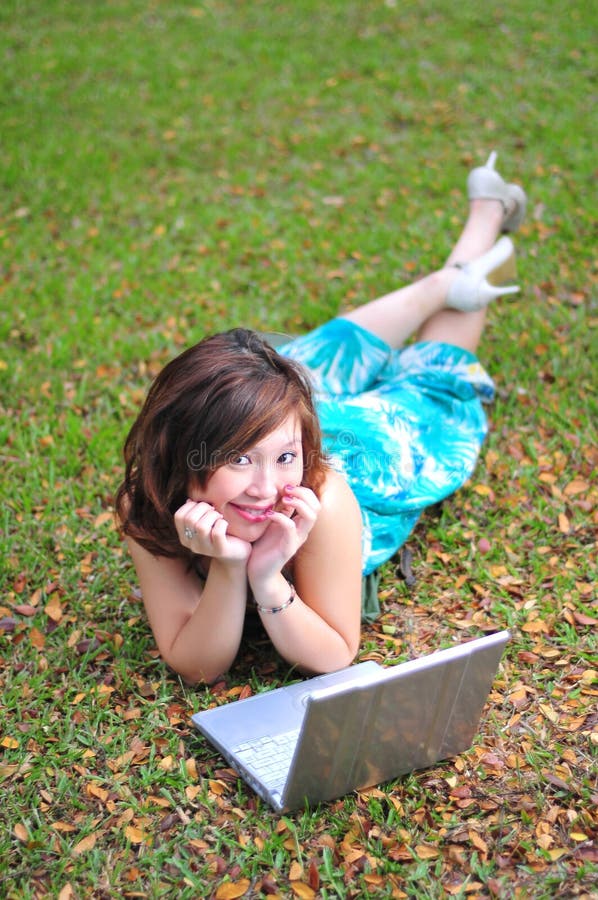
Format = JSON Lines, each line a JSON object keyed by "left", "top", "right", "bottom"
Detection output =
{"left": 227, "top": 520, "right": 270, "bottom": 542}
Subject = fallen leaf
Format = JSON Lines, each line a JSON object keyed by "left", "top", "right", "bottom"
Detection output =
{"left": 563, "top": 479, "right": 589, "bottom": 496}
{"left": 290, "top": 883, "right": 316, "bottom": 899}
{"left": 558, "top": 513, "right": 570, "bottom": 534}
{"left": 12, "top": 604, "right": 37, "bottom": 617}
{"left": 45, "top": 594, "right": 63, "bottom": 622}
{"left": 307, "top": 858, "right": 320, "bottom": 891}
{"left": 51, "top": 821, "right": 78, "bottom": 833}
{"left": 543, "top": 772, "right": 570, "bottom": 791}
{"left": 508, "top": 687, "right": 530, "bottom": 708}
{"left": 521, "top": 618, "right": 550, "bottom": 634}
{"left": 29, "top": 626, "right": 46, "bottom": 650}
{"left": 125, "top": 826, "right": 148, "bottom": 844}
{"left": 86, "top": 783, "right": 109, "bottom": 803}
{"left": 72, "top": 833, "right": 98, "bottom": 855}
{"left": 58, "top": 886, "right": 75, "bottom": 900}
{"left": 469, "top": 829, "right": 489, "bottom": 853}
{"left": 209, "top": 779, "right": 229, "bottom": 796}
{"left": 539, "top": 703, "right": 560, "bottom": 724}
{"left": 288, "top": 861, "right": 303, "bottom": 881}
{"left": 214, "top": 880, "right": 251, "bottom": 899}
{"left": 13, "top": 823, "right": 29, "bottom": 842}
{"left": 94, "top": 511, "right": 113, "bottom": 527}
{"left": 185, "top": 757, "right": 199, "bottom": 780}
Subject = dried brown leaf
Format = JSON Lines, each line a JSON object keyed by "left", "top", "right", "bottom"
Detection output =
{"left": 58, "top": 886, "right": 75, "bottom": 900}
{"left": 13, "top": 604, "right": 37, "bottom": 617}
{"left": 29, "top": 626, "right": 46, "bottom": 649}
{"left": 125, "top": 825, "right": 148, "bottom": 844}
{"left": 13, "top": 823, "right": 29, "bottom": 842}
{"left": 288, "top": 861, "right": 303, "bottom": 881}
{"left": 215, "top": 880, "right": 251, "bottom": 899}
{"left": 72, "top": 832, "right": 98, "bottom": 855}
{"left": 290, "top": 883, "right": 316, "bottom": 899}
{"left": 45, "top": 594, "right": 63, "bottom": 622}
{"left": 51, "top": 821, "right": 78, "bottom": 833}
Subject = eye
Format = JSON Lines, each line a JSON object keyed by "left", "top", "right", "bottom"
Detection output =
{"left": 230, "top": 454, "right": 251, "bottom": 466}
{"left": 278, "top": 451, "right": 298, "bottom": 465}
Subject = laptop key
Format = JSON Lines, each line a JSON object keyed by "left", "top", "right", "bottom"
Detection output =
{"left": 232, "top": 730, "right": 299, "bottom": 784}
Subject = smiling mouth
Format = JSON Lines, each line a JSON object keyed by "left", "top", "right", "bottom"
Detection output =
{"left": 230, "top": 504, "right": 274, "bottom": 522}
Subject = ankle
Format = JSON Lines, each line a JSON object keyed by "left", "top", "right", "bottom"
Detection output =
{"left": 433, "top": 266, "right": 461, "bottom": 304}
{"left": 468, "top": 197, "right": 505, "bottom": 225}
{"left": 467, "top": 153, "right": 527, "bottom": 233}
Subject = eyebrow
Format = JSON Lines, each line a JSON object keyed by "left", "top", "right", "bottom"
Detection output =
{"left": 254, "top": 434, "right": 301, "bottom": 451}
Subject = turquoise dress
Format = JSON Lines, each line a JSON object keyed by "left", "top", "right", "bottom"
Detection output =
{"left": 278, "top": 319, "right": 494, "bottom": 618}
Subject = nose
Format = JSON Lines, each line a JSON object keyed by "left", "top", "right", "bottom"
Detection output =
{"left": 245, "top": 461, "right": 279, "bottom": 499}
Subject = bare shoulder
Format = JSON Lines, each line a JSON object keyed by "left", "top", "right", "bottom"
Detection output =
{"left": 294, "top": 468, "right": 362, "bottom": 646}
{"left": 125, "top": 536, "right": 204, "bottom": 653}
{"left": 305, "top": 470, "right": 362, "bottom": 559}
{"left": 126, "top": 537, "right": 201, "bottom": 603}
{"left": 318, "top": 467, "right": 361, "bottom": 516}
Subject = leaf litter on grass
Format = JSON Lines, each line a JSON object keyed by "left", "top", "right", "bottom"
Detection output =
{"left": 2, "top": 0, "right": 597, "bottom": 896}
{"left": 2, "top": 511, "right": 596, "bottom": 899}
{"left": 2, "top": 243, "right": 597, "bottom": 897}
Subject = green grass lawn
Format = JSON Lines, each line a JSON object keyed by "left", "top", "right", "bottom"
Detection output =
{"left": 1, "top": 0, "right": 596, "bottom": 897}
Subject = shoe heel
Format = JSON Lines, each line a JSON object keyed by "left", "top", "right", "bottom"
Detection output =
{"left": 486, "top": 247, "right": 517, "bottom": 286}
{"left": 485, "top": 150, "right": 498, "bottom": 171}
{"left": 445, "top": 236, "right": 520, "bottom": 312}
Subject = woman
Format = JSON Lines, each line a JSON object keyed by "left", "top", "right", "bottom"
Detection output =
{"left": 116, "top": 152, "right": 526, "bottom": 685}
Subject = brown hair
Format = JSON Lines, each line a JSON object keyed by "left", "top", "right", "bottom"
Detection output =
{"left": 115, "top": 328, "right": 328, "bottom": 558}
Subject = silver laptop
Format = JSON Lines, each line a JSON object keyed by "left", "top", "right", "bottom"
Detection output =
{"left": 192, "top": 630, "right": 509, "bottom": 812}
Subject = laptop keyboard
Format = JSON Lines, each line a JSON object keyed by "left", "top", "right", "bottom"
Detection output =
{"left": 233, "top": 729, "right": 300, "bottom": 789}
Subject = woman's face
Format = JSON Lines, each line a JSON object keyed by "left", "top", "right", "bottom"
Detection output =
{"left": 189, "top": 415, "right": 304, "bottom": 541}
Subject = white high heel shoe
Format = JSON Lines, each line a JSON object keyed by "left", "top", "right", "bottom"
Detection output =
{"left": 446, "top": 236, "right": 520, "bottom": 312}
{"left": 468, "top": 151, "right": 527, "bottom": 233}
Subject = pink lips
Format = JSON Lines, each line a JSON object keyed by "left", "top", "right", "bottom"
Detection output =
{"left": 230, "top": 504, "right": 274, "bottom": 523}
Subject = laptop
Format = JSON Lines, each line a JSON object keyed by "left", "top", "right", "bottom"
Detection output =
{"left": 192, "top": 630, "right": 509, "bottom": 812}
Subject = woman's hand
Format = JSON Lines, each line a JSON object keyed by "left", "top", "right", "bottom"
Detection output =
{"left": 174, "top": 500, "right": 251, "bottom": 564}
{"left": 247, "top": 485, "right": 321, "bottom": 586}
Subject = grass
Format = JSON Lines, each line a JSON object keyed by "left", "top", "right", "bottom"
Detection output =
{"left": 1, "top": 0, "right": 596, "bottom": 897}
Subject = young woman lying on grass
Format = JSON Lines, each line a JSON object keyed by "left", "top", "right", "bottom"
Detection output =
{"left": 116, "top": 152, "right": 526, "bottom": 685}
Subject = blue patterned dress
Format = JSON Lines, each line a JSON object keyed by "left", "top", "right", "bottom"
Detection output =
{"left": 278, "top": 319, "right": 494, "bottom": 615}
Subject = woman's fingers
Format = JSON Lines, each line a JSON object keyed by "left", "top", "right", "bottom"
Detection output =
{"left": 266, "top": 496, "right": 318, "bottom": 546}
{"left": 174, "top": 500, "right": 224, "bottom": 550}
{"left": 209, "top": 515, "right": 233, "bottom": 554}
{"left": 174, "top": 500, "right": 251, "bottom": 562}
{"left": 281, "top": 485, "right": 320, "bottom": 533}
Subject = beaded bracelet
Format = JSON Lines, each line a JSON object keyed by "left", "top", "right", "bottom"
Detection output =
{"left": 255, "top": 582, "right": 296, "bottom": 614}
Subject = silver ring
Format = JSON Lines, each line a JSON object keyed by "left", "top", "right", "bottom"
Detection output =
{"left": 184, "top": 526, "right": 196, "bottom": 540}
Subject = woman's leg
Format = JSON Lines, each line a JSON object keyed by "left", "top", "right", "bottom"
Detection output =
{"left": 340, "top": 198, "right": 505, "bottom": 353}
{"left": 417, "top": 198, "right": 505, "bottom": 352}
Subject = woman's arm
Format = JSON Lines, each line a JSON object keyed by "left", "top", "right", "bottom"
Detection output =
{"left": 126, "top": 539, "right": 248, "bottom": 684}
{"left": 249, "top": 470, "right": 363, "bottom": 673}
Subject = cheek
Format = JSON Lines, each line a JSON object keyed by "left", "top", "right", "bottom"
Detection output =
{"left": 295, "top": 460, "right": 306, "bottom": 485}
{"left": 187, "top": 473, "right": 224, "bottom": 505}
{"left": 201, "top": 470, "right": 248, "bottom": 507}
